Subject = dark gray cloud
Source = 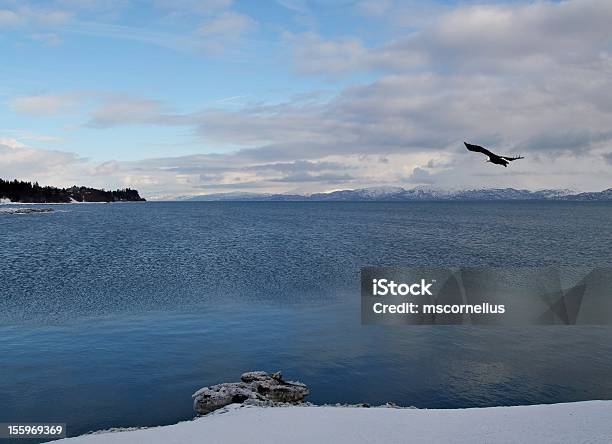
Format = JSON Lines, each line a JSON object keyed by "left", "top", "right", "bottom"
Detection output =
{"left": 518, "top": 130, "right": 612, "bottom": 153}
{"left": 246, "top": 160, "right": 350, "bottom": 173}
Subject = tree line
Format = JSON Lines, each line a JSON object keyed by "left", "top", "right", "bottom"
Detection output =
{"left": 0, "top": 178, "right": 145, "bottom": 203}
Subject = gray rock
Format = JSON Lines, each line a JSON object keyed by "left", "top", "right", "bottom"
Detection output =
{"left": 193, "top": 371, "right": 309, "bottom": 415}
{"left": 240, "top": 371, "right": 270, "bottom": 383}
{"left": 0, "top": 207, "right": 53, "bottom": 214}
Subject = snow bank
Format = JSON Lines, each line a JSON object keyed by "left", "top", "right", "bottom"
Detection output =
{"left": 57, "top": 401, "right": 612, "bottom": 443}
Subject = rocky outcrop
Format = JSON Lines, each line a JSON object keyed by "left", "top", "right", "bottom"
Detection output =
{"left": 0, "top": 207, "right": 53, "bottom": 214}
{"left": 192, "top": 371, "right": 309, "bottom": 415}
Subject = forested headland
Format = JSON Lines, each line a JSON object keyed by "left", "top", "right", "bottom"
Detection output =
{"left": 0, "top": 178, "right": 145, "bottom": 203}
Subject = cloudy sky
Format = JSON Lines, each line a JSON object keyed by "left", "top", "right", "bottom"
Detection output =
{"left": 1, "top": 0, "right": 611, "bottom": 198}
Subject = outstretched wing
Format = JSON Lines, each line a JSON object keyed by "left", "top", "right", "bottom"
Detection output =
{"left": 501, "top": 155, "right": 525, "bottom": 161}
{"left": 464, "top": 142, "right": 495, "bottom": 158}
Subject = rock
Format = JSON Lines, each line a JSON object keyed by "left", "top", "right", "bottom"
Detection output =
{"left": 240, "top": 371, "right": 270, "bottom": 383}
{"left": 193, "top": 371, "right": 309, "bottom": 415}
{"left": 0, "top": 207, "right": 53, "bottom": 214}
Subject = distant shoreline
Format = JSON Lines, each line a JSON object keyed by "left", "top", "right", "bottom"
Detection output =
{"left": 4, "top": 199, "right": 611, "bottom": 205}
{"left": 0, "top": 200, "right": 146, "bottom": 205}
{"left": 175, "top": 186, "right": 612, "bottom": 202}
{"left": 0, "top": 178, "right": 145, "bottom": 204}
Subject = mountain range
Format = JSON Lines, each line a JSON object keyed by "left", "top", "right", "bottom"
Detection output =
{"left": 180, "top": 186, "right": 612, "bottom": 202}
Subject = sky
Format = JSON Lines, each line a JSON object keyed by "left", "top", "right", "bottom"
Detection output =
{"left": 1, "top": 0, "right": 611, "bottom": 199}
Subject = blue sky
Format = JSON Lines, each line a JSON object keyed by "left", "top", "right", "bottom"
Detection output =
{"left": 1, "top": 0, "right": 611, "bottom": 198}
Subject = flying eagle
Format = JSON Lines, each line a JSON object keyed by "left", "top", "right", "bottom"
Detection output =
{"left": 464, "top": 142, "right": 524, "bottom": 167}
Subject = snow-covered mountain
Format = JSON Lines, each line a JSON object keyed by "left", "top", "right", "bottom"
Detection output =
{"left": 179, "top": 191, "right": 274, "bottom": 201}
{"left": 178, "top": 187, "right": 612, "bottom": 201}
{"left": 557, "top": 188, "right": 612, "bottom": 201}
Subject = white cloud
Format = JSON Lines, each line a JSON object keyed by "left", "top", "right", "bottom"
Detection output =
{"left": 406, "top": 166, "right": 434, "bottom": 184}
{"left": 31, "top": 32, "right": 62, "bottom": 46}
{"left": 198, "top": 11, "right": 254, "bottom": 36}
{"left": 0, "top": 9, "right": 20, "bottom": 25}
{"left": 196, "top": 11, "right": 257, "bottom": 53}
{"left": 276, "top": 0, "right": 310, "bottom": 14}
{"left": 58, "top": 11, "right": 257, "bottom": 55}
{"left": 0, "top": 138, "right": 26, "bottom": 151}
{"left": 92, "top": 160, "right": 120, "bottom": 175}
{"left": 86, "top": 95, "right": 178, "bottom": 128}
{"left": 291, "top": 0, "right": 612, "bottom": 75}
{"left": 56, "top": 0, "right": 130, "bottom": 13}
{"left": 288, "top": 31, "right": 425, "bottom": 75}
{"left": 37, "top": 10, "right": 72, "bottom": 25}
{"left": 10, "top": 94, "right": 80, "bottom": 116}
{"left": 288, "top": 32, "right": 372, "bottom": 75}
{"left": 0, "top": 6, "right": 73, "bottom": 27}
{"left": 414, "top": 0, "right": 612, "bottom": 72}
{"left": 355, "top": 0, "right": 392, "bottom": 17}
{"left": 0, "top": 0, "right": 255, "bottom": 54}
{"left": 154, "top": 0, "right": 233, "bottom": 16}
{"left": 0, "top": 138, "right": 84, "bottom": 187}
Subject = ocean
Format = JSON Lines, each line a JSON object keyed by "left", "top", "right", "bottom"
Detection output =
{"left": 1, "top": 201, "right": 612, "bottom": 438}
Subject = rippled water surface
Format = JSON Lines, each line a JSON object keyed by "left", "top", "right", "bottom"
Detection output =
{"left": 1, "top": 202, "right": 612, "bottom": 438}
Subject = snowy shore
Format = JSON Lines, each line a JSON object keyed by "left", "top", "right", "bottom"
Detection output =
{"left": 57, "top": 401, "right": 612, "bottom": 443}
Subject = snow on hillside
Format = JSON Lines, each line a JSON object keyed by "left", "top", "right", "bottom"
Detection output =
{"left": 170, "top": 186, "right": 612, "bottom": 202}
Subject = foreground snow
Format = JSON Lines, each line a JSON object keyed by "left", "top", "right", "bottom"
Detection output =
{"left": 58, "top": 401, "right": 611, "bottom": 443}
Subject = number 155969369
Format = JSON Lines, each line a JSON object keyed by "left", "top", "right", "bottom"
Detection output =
{"left": 1, "top": 423, "right": 66, "bottom": 439}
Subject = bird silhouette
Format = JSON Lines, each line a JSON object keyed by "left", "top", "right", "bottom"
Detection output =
{"left": 464, "top": 142, "right": 524, "bottom": 167}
